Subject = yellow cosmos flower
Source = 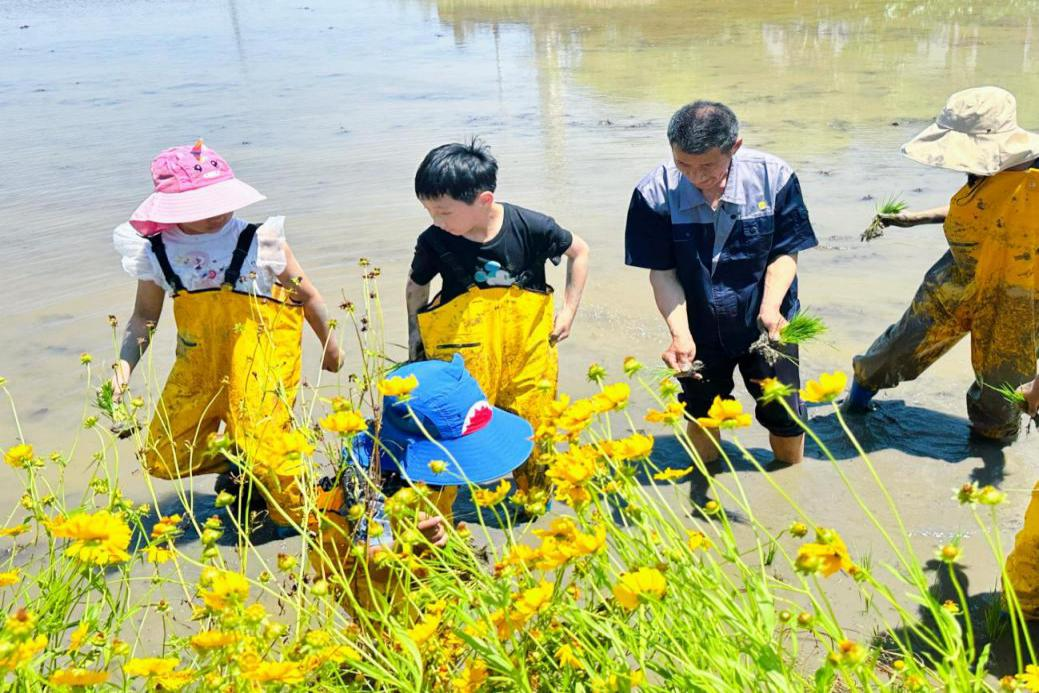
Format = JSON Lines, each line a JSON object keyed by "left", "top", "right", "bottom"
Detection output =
{"left": 1017, "top": 664, "right": 1039, "bottom": 690}
{"left": 145, "top": 546, "right": 173, "bottom": 565}
{"left": 451, "top": 658, "right": 488, "bottom": 692}
{"left": 795, "top": 528, "right": 853, "bottom": 577}
{"left": 46, "top": 510, "right": 131, "bottom": 566}
{"left": 757, "top": 377, "right": 795, "bottom": 404}
{"left": 272, "top": 429, "right": 314, "bottom": 475}
{"left": 697, "top": 396, "right": 752, "bottom": 429}
{"left": 68, "top": 622, "right": 89, "bottom": 652}
{"left": 622, "top": 356, "right": 643, "bottom": 377}
{"left": 0, "top": 525, "right": 28, "bottom": 538}
{"left": 653, "top": 466, "right": 692, "bottom": 481}
{"left": 555, "top": 642, "right": 584, "bottom": 669}
{"left": 0, "top": 634, "right": 45, "bottom": 672}
{"left": 644, "top": 401, "right": 686, "bottom": 425}
{"left": 547, "top": 448, "right": 599, "bottom": 486}
{"left": 190, "top": 630, "right": 238, "bottom": 651}
{"left": 604, "top": 434, "right": 654, "bottom": 461}
{"left": 199, "top": 570, "right": 250, "bottom": 611}
{"left": 319, "top": 409, "right": 366, "bottom": 436}
{"left": 150, "top": 514, "right": 182, "bottom": 541}
{"left": 428, "top": 459, "right": 447, "bottom": 475}
{"left": 0, "top": 571, "right": 19, "bottom": 587}
{"left": 242, "top": 661, "right": 306, "bottom": 684}
{"left": 612, "top": 567, "right": 667, "bottom": 610}
{"left": 377, "top": 374, "right": 419, "bottom": 398}
{"left": 800, "top": 371, "right": 848, "bottom": 404}
{"left": 49, "top": 668, "right": 109, "bottom": 687}
{"left": 686, "top": 530, "right": 713, "bottom": 552}
{"left": 473, "top": 479, "right": 511, "bottom": 507}
{"left": 124, "top": 657, "right": 180, "bottom": 678}
{"left": 3, "top": 444, "right": 33, "bottom": 468}
{"left": 406, "top": 601, "right": 445, "bottom": 647}
{"left": 598, "top": 382, "right": 631, "bottom": 408}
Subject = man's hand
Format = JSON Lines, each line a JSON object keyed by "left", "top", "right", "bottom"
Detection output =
{"left": 550, "top": 307, "right": 576, "bottom": 345}
{"left": 416, "top": 512, "right": 447, "bottom": 548}
{"left": 758, "top": 307, "right": 788, "bottom": 341}
{"left": 1018, "top": 377, "right": 1039, "bottom": 416}
{"left": 662, "top": 332, "right": 697, "bottom": 375}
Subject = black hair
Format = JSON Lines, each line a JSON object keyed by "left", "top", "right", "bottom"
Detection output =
{"left": 414, "top": 138, "right": 498, "bottom": 203}
{"left": 667, "top": 101, "right": 740, "bottom": 154}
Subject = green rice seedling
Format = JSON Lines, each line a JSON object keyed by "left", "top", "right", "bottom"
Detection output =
{"left": 777, "top": 311, "right": 827, "bottom": 345}
{"left": 861, "top": 194, "right": 908, "bottom": 242}
{"left": 990, "top": 381, "right": 1027, "bottom": 408}
{"left": 750, "top": 310, "right": 828, "bottom": 365}
{"left": 93, "top": 379, "right": 137, "bottom": 439}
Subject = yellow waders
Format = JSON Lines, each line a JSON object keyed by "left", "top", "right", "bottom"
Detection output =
{"left": 308, "top": 483, "right": 454, "bottom": 618}
{"left": 417, "top": 285, "right": 558, "bottom": 517}
{"left": 853, "top": 168, "right": 1039, "bottom": 440}
{"left": 1007, "top": 482, "right": 1039, "bottom": 619}
{"left": 142, "top": 224, "right": 305, "bottom": 526}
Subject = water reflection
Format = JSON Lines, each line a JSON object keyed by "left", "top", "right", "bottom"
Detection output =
{"left": 428, "top": 0, "right": 1039, "bottom": 154}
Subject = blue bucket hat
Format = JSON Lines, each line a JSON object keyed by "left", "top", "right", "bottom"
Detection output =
{"left": 378, "top": 354, "right": 533, "bottom": 485}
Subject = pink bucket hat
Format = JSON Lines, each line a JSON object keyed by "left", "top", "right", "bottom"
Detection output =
{"left": 129, "top": 139, "right": 265, "bottom": 235}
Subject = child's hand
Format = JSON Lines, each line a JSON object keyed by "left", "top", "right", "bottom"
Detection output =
{"left": 111, "top": 361, "right": 132, "bottom": 402}
{"left": 1019, "top": 377, "right": 1039, "bottom": 416}
{"left": 322, "top": 342, "right": 344, "bottom": 373}
{"left": 416, "top": 512, "right": 447, "bottom": 548}
{"left": 550, "top": 308, "right": 576, "bottom": 345}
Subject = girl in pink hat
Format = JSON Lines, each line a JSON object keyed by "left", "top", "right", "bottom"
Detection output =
{"left": 112, "top": 139, "right": 343, "bottom": 529}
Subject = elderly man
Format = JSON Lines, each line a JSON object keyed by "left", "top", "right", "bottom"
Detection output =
{"left": 625, "top": 100, "right": 818, "bottom": 465}
{"left": 846, "top": 86, "right": 1039, "bottom": 443}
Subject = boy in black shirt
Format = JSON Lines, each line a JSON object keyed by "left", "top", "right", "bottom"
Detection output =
{"left": 406, "top": 139, "right": 590, "bottom": 517}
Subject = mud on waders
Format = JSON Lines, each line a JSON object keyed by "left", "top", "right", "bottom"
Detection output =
{"left": 415, "top": 239, "right": 558, "bottom": 519}
{"left": 142, "top": 224, "right": 305, "bottom": 526}
{"left": 853, "top": 168, "right": 1039, "bottom": 440}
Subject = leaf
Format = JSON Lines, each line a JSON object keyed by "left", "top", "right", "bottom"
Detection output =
{"left": 814, "top": 664, "right": 836, "bottom": 693}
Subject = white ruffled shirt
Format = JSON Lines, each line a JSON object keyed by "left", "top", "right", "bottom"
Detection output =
{"left": 113, "top": 216, "right": 288, "bottom": 297}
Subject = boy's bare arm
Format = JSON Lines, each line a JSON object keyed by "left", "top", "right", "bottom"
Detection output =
{"left": 406, "top": 277, "right": 431, "bottom": 360}
{"left": 550, "top": 233, "right": 590, "bottom": 344}
{"left": 279, "top": 243, "right": 344, "bottom": 373}
{"left": 113, "top": 280, "right": 165, "bottom": 396}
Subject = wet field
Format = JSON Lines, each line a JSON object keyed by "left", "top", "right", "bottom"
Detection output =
{"left": 3, "top": 0, "right": 1039, "bottom": 676}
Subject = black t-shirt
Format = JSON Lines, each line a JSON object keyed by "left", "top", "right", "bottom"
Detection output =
{"left": 409, "top": 203, "right": 573, "bottom": 303}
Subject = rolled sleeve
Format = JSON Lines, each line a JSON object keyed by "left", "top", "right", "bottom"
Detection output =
{"left": 624, "top": 188, "right": 675, "bottom": 270}
{"left": 769, "top": 173, "right": 817, "bottom": 260}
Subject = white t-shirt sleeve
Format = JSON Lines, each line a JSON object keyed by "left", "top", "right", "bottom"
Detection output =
{"left": 255, "top": 216, "right": 288, "bottom": 279}
{"left": 112, "top": 223, "right": 169, "bottom": 291}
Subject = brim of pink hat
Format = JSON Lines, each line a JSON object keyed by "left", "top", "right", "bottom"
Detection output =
{"left": 129, "top": 178, "right": 266, "bottom": 236}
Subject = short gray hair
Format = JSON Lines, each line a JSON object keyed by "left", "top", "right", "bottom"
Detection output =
{"left": 667, "top": 101, "right": 739, "bottom": 154}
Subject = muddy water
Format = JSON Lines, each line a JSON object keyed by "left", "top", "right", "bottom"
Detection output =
{"left": 3, "top": 0, "right": 1039, "bottom": 671}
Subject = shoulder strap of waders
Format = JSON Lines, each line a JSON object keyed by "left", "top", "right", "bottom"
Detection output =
{"left": 146, "top": 234, "right": 186, "bottom": 294}
{"left": 223, "top": 223, "right": 259, "bottom": 288}
{"left": 426, "top": 231, "right": 477, "bottom": 292}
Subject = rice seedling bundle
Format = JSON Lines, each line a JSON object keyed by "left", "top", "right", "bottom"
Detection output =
{"left": 861, "top": 195, "right": 908, "bottom": 242}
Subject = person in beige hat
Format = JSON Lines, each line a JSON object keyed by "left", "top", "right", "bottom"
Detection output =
{"left": 844, "top": 86, "right": 1039, "bottom": 443}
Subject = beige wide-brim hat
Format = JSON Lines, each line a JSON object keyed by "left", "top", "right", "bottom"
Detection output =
{"left": 901, "top": 86, "right": 1039, "bottom": 176}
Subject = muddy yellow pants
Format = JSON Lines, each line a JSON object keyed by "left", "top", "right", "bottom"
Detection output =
{"left": 854, "top": 169, "right": 1039, "bottom": 440}
{"left": 308, "top": 484, "right": 455, "bottom": 616}
{"left": 418, "top": 285, "right": 558, "bottom": 511}
{"left": 143, "top": 288, "right": 304, "bottom": 525}
{"left": 1006, "top": 482, "right": 1039, "bottom": 620}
